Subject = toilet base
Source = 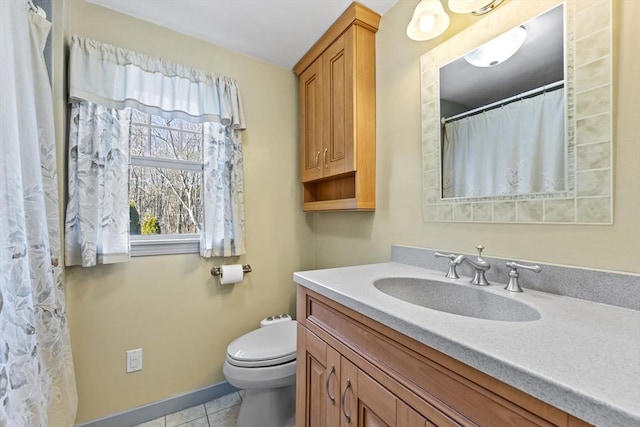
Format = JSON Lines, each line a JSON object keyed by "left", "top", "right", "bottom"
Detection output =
{"left": 235, "top": 384, "right": 295, "bottom": 427}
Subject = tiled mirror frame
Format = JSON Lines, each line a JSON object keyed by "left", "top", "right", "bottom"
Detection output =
{"left": 421, "top": 0, "right": 613, "bottom": 224}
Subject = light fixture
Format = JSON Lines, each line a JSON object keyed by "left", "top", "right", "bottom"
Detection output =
{"left": 448, "top": 0, "right": 504, "bottom": 16}
{"left": 406, "top": 0, "right": 451, "bottom": 41}
{"left": 463, "top": 25, "right": 527, "bottom": 67}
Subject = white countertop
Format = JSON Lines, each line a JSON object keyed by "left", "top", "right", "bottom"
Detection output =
{"left": 293, "top": 262, "right": 640, "bottom": 427}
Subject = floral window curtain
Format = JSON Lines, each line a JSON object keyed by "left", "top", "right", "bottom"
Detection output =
{"left": 64, "top": 102, "right": 132, "bottom": 267}
{"left": 201, "top": 123, "right": 246, "bottom": 257}
{"left": 1, "top": 2, "right": 77, "bottom": 425}
{"left": 442, "top": 88, "right": 565, "bottom": 198}
{"left": 65, "top": 36, "right": 247, "bottom": 265}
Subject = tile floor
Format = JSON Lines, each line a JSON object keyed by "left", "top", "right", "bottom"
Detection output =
{"left": 134, "top": 392, "right": 241, "bottom": 427}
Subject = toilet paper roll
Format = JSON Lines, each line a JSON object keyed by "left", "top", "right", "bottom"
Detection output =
{"left": 219, "top": 264, "right": 244, "bottom": 285}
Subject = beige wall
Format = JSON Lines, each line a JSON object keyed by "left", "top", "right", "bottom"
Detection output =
{"left": 53, "top": 0, "right": 639, "bottom": 423}
{"left": 313, "top": 0, "right": 640, "bottom": 274}
{"left": 56, "top": 1, "right": 312, "bottom": 422}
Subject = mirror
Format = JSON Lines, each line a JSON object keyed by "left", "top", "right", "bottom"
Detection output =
{"left": 420, "top": 0, "right": 612, "bottom": 224}
{"left": 440, "top": 5, "right": 565, "bottom": 199}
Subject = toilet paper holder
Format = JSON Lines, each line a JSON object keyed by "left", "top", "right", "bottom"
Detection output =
{"left": 210, "top": 264, "right": 252, "bottom": 277}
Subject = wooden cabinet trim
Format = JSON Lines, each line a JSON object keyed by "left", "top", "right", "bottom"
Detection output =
{"left": 293, "top": 2, "right": 380, "bottom": 76}
{"left": 298, "top": 286, "right": 576, "bottom": 427}
{"left": 352, "top": 25, "right": 376, "bottom": 207}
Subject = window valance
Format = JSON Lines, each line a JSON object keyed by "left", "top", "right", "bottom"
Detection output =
{"left": 68, "top": 35, "right": 246, "bottom": 128}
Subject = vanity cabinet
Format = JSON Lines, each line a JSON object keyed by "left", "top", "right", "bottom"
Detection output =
{"left": 297, "top": 324, "right": 434, "bottom": 427}
{"left": 294, "top": 3, "right": 379, "bottom": 211}
{"left": 296, "top": 286, "right": 592, "bottom": 427}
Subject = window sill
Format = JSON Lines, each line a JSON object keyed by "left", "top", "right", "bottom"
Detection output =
{"left": 131, "top": 235, "right": 199, "bottom": 256}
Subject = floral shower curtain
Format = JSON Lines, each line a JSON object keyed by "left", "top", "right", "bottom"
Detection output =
{"left": 0, "top": 2, "right": 77, "bottom": 426}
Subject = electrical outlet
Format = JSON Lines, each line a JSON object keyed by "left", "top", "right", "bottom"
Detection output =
{"left": 126, "top": 348, "right": 143, "bottom": 373}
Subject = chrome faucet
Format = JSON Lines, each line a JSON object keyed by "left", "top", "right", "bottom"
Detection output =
{"left": 435, "top": 245, "right": 491, "bottom": 286}
{"left": 454, "top": 245, "right": 491, "bottom": 286}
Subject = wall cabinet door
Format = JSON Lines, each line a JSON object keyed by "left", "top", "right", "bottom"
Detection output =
{"left": 300, "top": 58, "right": 324, "bottom": 183}
{"left": 299, "top": 28, "right": 355, "bottom": 183}
{"left": 322, "top": 27, "right": 354, "bottom": 178}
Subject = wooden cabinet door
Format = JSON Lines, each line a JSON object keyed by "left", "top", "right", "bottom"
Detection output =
{"left": 339, "top": 358, "right": 424, "bottom": 427}
{"left": 339, "top": 357, "right": 359, "bottom": 427}
{"left": 322, "top": 27, "right": 355, "bottom": 178}
{"left": 325, "top": 345, "right": 342, "bottom": 426}
{"left": 300, "top": 57, "right": 323, "bottom": 182}
{"left": 340, "top": 359, "right": 433, "bottom": 427}
{"left": 298, "top": 324, "right": 436, "bottom": 427}
{"left": 296, "top": 326, "right": 341, "bottom": 427}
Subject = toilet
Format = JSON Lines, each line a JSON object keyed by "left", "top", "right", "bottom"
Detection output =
{"left": 223, "top": 319, "right": 297, "bottom": 427}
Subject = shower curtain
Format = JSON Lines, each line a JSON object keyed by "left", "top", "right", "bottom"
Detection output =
{"left": 442, "top": 89, "right": 566, "bottom": 198}
{"left": 0, "top": 2, "right": 78, "bottom": 426}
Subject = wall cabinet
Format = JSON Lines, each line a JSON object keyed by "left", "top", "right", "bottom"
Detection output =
{"left": 296, "top": 286, "right": 592, "bottom": 427}
{"left": 294, "top": 3, "right": 379, "bottom": 211}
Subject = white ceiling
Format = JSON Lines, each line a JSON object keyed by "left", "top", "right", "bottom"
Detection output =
{"left": 86, "top": 0, "right": 399, "bottom": 69}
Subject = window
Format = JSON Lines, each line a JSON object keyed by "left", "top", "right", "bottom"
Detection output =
{"left": 128, "top": 109, "right": 203, "bottom": 255}
{"left": 66, "top": 37, "right": 247, "bottom": 267}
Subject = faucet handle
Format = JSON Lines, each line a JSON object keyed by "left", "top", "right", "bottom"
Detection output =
{"left": 505, "top": 261, "right": 542, "bottom": 292}
{"left": 475, "top": 245, "right": 492, "bottom": 266}
{"left": 434, "top": 252, "right": 457, "bottom": 261}
{"left": 434, "top": 252, "right": 460, "bottom": 279}
{"left": 506, "top": 261, "right": 542, "bottom": 273}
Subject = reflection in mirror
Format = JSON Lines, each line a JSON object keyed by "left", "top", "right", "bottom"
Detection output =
{"left": 439, "top": 5, "right": 565, "bottom": 199}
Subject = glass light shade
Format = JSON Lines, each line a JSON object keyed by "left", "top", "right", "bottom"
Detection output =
{"left": 448, "top": 0, "right": 503, "bottom": 15}
{"left": 407, "top": 0, "right": 450, "bottom": 41}
{"left": 463, "top": 26, "right": 527, "bottom": 67}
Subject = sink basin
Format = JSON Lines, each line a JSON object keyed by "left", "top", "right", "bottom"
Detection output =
{"left": 373, "top": 277, "right": 540, "bottom": 322}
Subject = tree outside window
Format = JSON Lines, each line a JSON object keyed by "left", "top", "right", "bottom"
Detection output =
{"left": 129, "top": 109, "right": 203, "bottom": 237}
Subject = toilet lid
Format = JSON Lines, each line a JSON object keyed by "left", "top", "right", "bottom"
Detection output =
{"left": 226, "top": 320, "right": 297, "bottom": 368}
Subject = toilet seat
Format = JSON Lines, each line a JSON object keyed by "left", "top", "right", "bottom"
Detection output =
{"left": 226, "top": 320, "right": 297, "bottom": 368}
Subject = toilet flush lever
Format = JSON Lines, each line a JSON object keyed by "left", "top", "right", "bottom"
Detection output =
{"left": 505, "top": 261, "right": 541, "bottom": 292}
